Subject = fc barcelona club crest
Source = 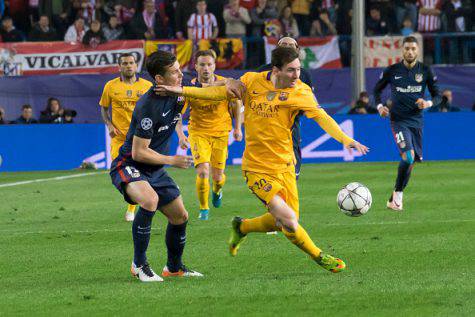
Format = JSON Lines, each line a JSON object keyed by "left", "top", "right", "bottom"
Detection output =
{"left": 267, "top": 92, "right": 277, "bottom": 101}
{"left": 126, "top": 90, "right": 132, "bottom": 97}
{"left": 415, "top": 73, "right": 423, "bottom": 83}
{"left": 279, "top": 92, "right": 289, "bottom": 101}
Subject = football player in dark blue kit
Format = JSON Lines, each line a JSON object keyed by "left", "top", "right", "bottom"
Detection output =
{"left": 110, "top": 50, "right": 203, "bottom": 282}
{"left": 257, "top": 37, "right": 314, "bottom": 180}
{"left": 373, "top": 36, "right": 441, "bottom": 211}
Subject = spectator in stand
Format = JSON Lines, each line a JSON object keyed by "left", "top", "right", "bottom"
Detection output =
{"left": 63, "top": 109, "right": 77, "bottom": 123}
{"left": 401, "top": 17, "right": 415, "bottom": 36}
{"left": 28, "top": 0, "right": 40, "bottom": 27}
{"left": 74, "top": 0, "right": 104, "bottom": 25}
{"left": 250, "top": 0, "right": 278, "bottom": 37}
{"left": 279, "top": 6, "right": 299, "bottom": 38}
{"left": 310, "top": 6, "right": 337, "bottom": 36}
{"left": 40, "top": 97, "right": 65, "bottom": 123}
{"left": 0, "top": 16, "right": 24, "bottom": 42}
{"left": 240, "top": 0, "right": 257, "bottom": 10}
{"left": 314, "top": 0, "right": 337, "bottom": 25}
{"left": 103, "top": 15, "right": 124, "bottom": 41}
{"left": 0, "top": 107, "right": 7, "bottom": 124}
{"left": 395, "top": 1, "right": 417, "bottom": 31}
{"left": 13, "top": 104, "right": 38, "bottom": 124}
{"left": 187, "top": 0, "right": 219, "bottom": 42}
{"left": 29, "top": 14, "right": 58, "bottom": 41}
{"left": 83, "top": 19, "right": 106, "bottom": 47}
{"left": 127, "top": 0, "right": 168, "bottom": 39}
{"left": 52, "top": 10, "right": 72, "bottom": 40}
{"left": 64, "top": 17, "right": 88, "bottom": 42}
{"left": 103, "top": 0, "right": 136, "bottom": 26}
{"left": 429, "top": 89, "right": 461, "bottom": 112}
{"left": 290, "top": 0, "right": 313, "bottom": 36}
{"left": 366, "top": 6, "right": 389, "bottom": 36}
{"left": 175, "top": 0, "right": 196, "bottom": 39}
{"left": 443, "top": 0, "right": 471, "bottom": 33}
{"left": 223, "top": 0, "right": 251, "bottom": 38}
{"left": 417, "top": 0, "right": 442, "bottom": 33}
{"left": 348, "top": 92, "right": 377, "bottom": 115}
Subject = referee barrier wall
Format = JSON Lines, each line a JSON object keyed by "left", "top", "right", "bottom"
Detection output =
{"left": 0, "top": 112, "right": 474, "bottom": 172}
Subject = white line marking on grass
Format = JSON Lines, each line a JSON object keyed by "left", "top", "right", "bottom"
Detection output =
{"left": 0, "top": 171, "right": 107, "bottom": 188}
{"left": 0, "top": 219, "right": 473, "bottom": 236}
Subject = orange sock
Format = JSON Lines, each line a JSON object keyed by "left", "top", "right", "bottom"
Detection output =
{"left": 281, "top": 224, "right": 322, "bottom": 259}
{"left": 240, "top": 213, "right": 280, "bottom": 234}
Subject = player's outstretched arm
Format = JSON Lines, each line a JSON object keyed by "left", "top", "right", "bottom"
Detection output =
{"left": 132, "top": 136, "right": 193, "bottom": 168}
{"left": 155, "top": 79, "right": 245, "bottom": 100}
{"left": 312, "top": 112, "right": 369, "bottom": 155}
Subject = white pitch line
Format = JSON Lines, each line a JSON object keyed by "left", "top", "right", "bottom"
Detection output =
{"left": 0, "top": 171, "right": 107, "bottom": 188}
{"left": 0, "top": 219, "right": 473, "bottom": 236}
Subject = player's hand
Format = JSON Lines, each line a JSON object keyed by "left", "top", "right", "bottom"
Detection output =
{"left": 233, "top": 128, "right": 243, "bottom": 141}
{"left": 378, "top": 106, "right": 389, "bottom": 117}
{"left": 346, "top": 141, "right": 370, "bottom": 155}
{"left": 154, "top": 85, "right": 183, "bottom": 96}
{"left": 178, "top": 136, "right": 190, "bottom": 149}
{"left": 107, "top": 123, "right": 118, "bottom": 138}
{"left": 225, "top": 78, "right": 246, "bottom": 99}
{"left": 416, "top": 98, "right": 430, "bottom": 109}
{"left": 170, "top": 155, "right": 193, "bottom": 169}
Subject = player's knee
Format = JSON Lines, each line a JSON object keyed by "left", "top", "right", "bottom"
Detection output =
{"left": 197, "top": 164, "right": 209, "bottom": 179}
{"left": 142, "top": 194, "right": 159, "bottom": 211}
{"left": 211, "top": 172, "right": 223, "bottom": 183}
{"left": 282, "top": 218, "right": 298, "bottom": 233}
{"left": 169, "top": 210, "right": 188, "bottom": 224}
{"left": 402, "top": 151, "right": 414, "bottom": 164}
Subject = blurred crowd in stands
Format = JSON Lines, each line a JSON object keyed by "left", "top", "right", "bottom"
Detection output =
{"left": 0, "top": 97, "right": 77, "bottom": 124}
{"left": 0, "top": 1, "right": 472, "bottom": 44}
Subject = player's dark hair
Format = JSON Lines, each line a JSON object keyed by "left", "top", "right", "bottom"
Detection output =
{"left": 195, "top": 49, "right": 217, "bottom": 61}
{"left": 403, "top": 36, "right": 418, "bottom": 45}
{"left": 118, "top": 53, "right": 136, "bottom": 64}
{"left": 21, "top": 104, "right": 32, "bottom": 110}
{"left": 45, "top": 97, "right": 61, "bottom": 112}
{"left": 271, "top": 47, "right": 300, "bottom": 69}
{"left": 146, "top": 50, "right": 177, "bottom": 78}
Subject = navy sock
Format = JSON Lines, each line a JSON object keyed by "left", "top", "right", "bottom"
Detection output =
{"left": 165, "top": 221, "right": 187, "bottom": 272}
{"left": 395, "top": 160, "right": 412, "bottom": 192}
{"left": 132, "top": 207, "right": 155, "bottom": 267}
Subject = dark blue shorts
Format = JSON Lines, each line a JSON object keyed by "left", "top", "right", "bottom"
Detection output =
{"left": 110, "top": 157, "right": 180, "bottom": 208}
{"left": 390, "top": 121, "right": 423, "bottom": 161}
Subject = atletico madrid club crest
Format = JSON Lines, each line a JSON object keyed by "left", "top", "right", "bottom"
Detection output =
{"left": 415, "top": 73, "right": 423, "bottom": 83}
{"left": 279, "top": 92, "right": 289, "bottom": 101}
{"left": 126, "top": 90, "right": 132, "bottom": 97}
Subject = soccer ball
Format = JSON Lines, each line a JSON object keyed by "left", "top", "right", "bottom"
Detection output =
{"left": 337, "top": 182, "right": 372, "bottom": 217}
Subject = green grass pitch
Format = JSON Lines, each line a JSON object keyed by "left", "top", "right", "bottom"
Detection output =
{"left": 0, "top": 161, "right": 474, "bottom": 316}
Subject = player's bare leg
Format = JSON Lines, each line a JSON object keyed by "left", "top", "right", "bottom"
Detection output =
{"left": 159, "top": 196, "right": 203, "bottom": 277}
{"left": 211, "top": 167, "right": 225, "bottom": 208}
{"left": 196, "top": 163, "right": 210, "bottom": 220}
{"left": 388, "top": 149, "right": 415, "bottom": 211}
{"left": 125, "top": 181, "right": 162, "bottom": 282}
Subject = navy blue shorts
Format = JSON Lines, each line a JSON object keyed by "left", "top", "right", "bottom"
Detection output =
{"left": 110, "top": 158, "right": 180, "bottom": 208}
{"left": 390, "top": 121, "right": 423, "bottom": 161}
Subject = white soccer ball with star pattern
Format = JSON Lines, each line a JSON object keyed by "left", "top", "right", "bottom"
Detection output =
{"left": 337, "top": 182, "right": 372, "bottom": 217}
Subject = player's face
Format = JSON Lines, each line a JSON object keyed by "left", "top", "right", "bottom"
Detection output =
{"left": 157, "top": 61, "right": 183, "bottom": 87}
{"left": 195, "top": 55, "right": 216, "bottom": 82}
{"left": 119, "top": 56, "right": 137, "bottom": 78}
{"left": 197, "top": 1, "right": 206, "bottom": 14}
{"left": 276, "top": 58, "right": 301, "bottom": 88}
{"left": 403, "top": 42, "right": 418, "bottom": 63}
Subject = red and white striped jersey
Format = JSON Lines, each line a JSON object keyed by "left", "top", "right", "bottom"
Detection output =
{"left": 187, "top": 13, "right": 218, "bottom": 41}
{"left": 417, "top": 0, "right": 442, "bottom": 32}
